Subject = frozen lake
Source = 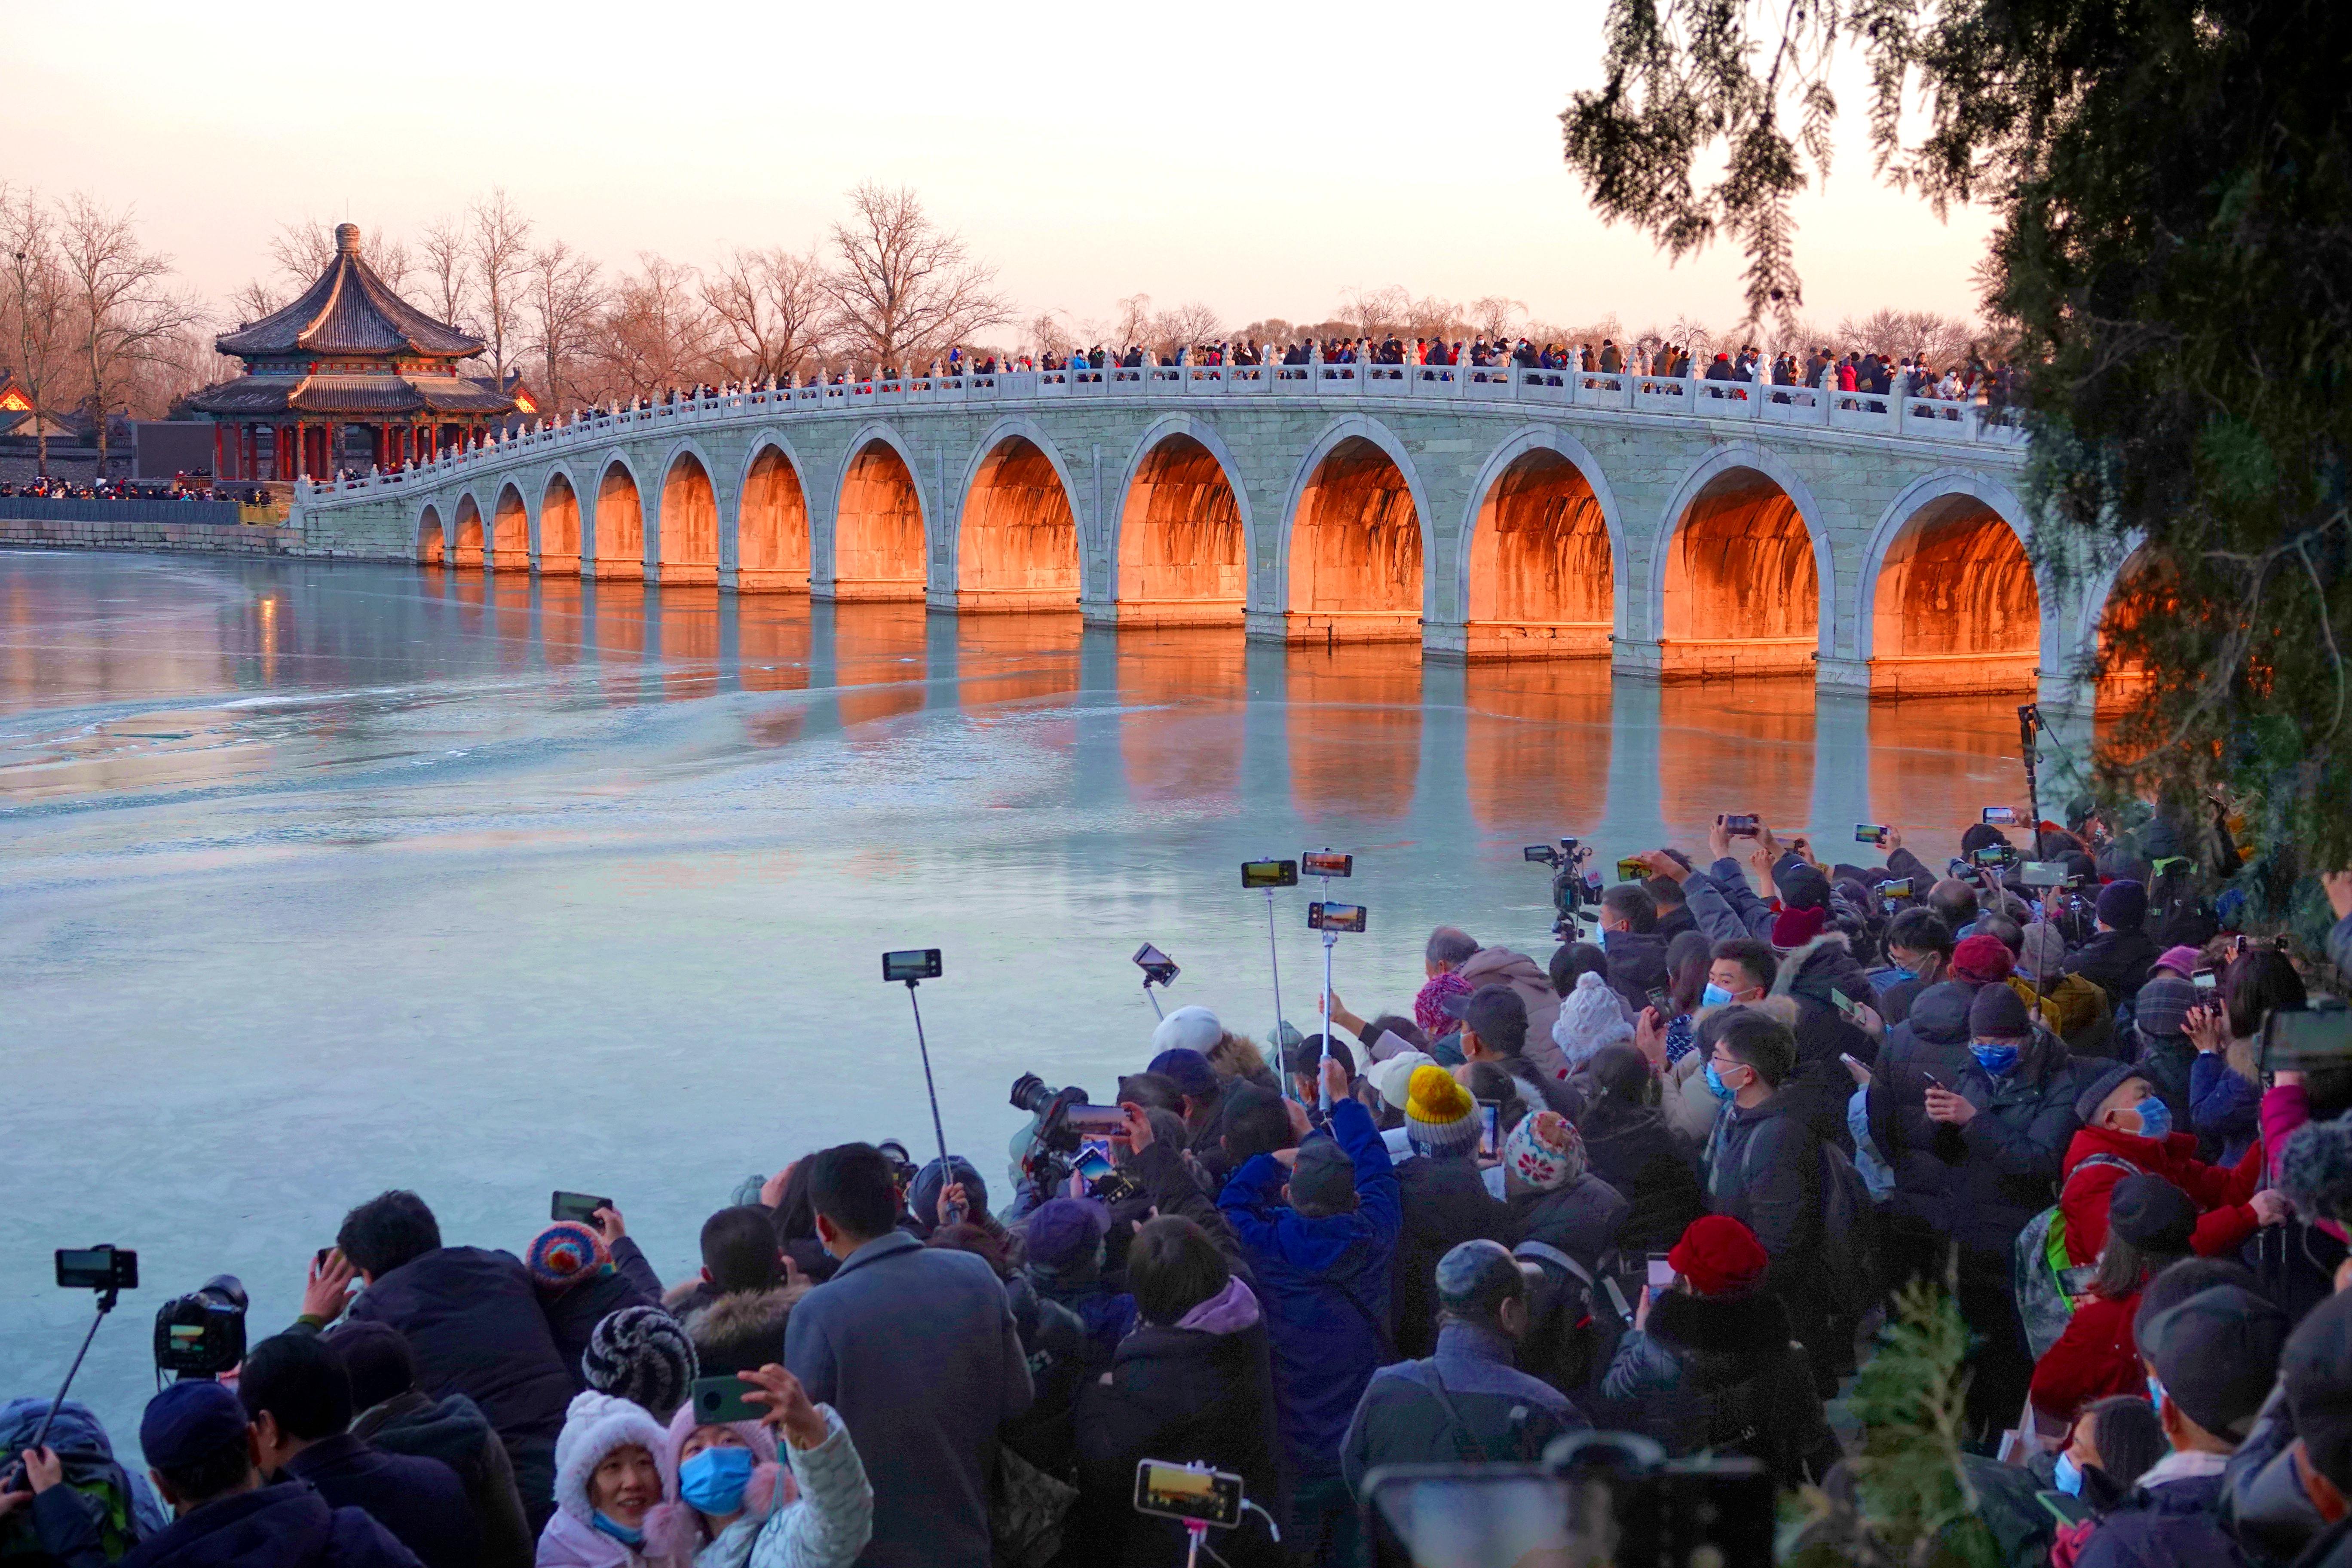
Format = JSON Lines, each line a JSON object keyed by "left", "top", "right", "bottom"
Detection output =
{"left": 0, "top": 550, "right": 2040, "bottom": 1456}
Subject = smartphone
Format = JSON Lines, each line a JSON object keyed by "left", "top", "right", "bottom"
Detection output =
{"left": 2261, "top": 1004, "right": 2352, "bottom": 1070}
{"left": 551, "top": 1191, "right": 612, "bottom": 1224}
{"left": 2037, "top": 1491, "right": 2093, "bottom": 1527}
{"left": 1830, "top": 987, "right": 1863, "bottom": 1023}
{"left": 1301, "top": 851, "right": 1354, "bottom": 878}
{"left": 55, "top": 1246, "right": 138, "bottom": 1291}
{"left": 2192, "top": 968, "right": 2218, "bottom": 992}
{"left": 1240, "top": 858, "right": 1298, "bottom": 888}
{"left": 1876, "top": 877, "right": 1914, "bottom": 899}
{"left": 1972, "top": 845, "right": 2014, "bottom": 867}
{"left": 1133, "top": 1460, "right": 1243, "bottom": 1528}
{"left": 1983, "top": 806, "right": 2021, "bottom": 826}
{"left": 1132, "top": 943, "right": 1179, "bottom": 986}
{"left": 1065, "top": 1104, "right": 1130, "bottom": 1138}
{"left": 689, "top": 1374, "right": 763, "bottom": 1425}
{"left": 1646, "top": 1253, "right": 1676, "bottom": 1290}
{"left": 1616, "top": 857, "right": 1651, "bottom": 883}
{"left": 1723, "top": 814, "right": 1760, "bottom": 837}
{"left": 1645, "top": 986, "right": 1675, "bottom": 1020}
{"left": 1855, "top": 823, "right": 1890, "bottom": 845}
{"left": 1477, "top": 1101, "right": 1501, "bottom": 1158}
{"left": 881, "top": 948, "right": 942, "bottom": 982}
{"left": 1920, "top": 1070, "right": 1946, "bottom": 1091}
{"left": 1522, "top": 844, "right": 1558, "bottom": 864}
{"left": 314, "top": 1246, "right": 335, "bottom": 1272}
{"left": 2021, "top": 860, "right": 2070, "bottom": 887}
{"left": 1307, "top": 900, "right": 1368, "bottom": 933}
{"left": 1073, "top": 1147, "right": 1118, "bottom": 1185}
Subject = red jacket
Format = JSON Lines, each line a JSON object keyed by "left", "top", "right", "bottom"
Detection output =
{"left": 2029, "top": 1287, "right": 2145, "bottom": 1422}
{"left": 2056, "top": 1124, "right": 2261, "bottom": 1265}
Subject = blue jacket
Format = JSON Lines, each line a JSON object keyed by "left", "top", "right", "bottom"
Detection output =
{"left": 279, "top": 1434, "right": 477, "bottom": 1568}
{"left": 2076, "top": 1470, "right": 2245, "bottom": 1568}
{"left": 1218, "top": 1097, "right": 1402, "bottom": 1479}
{"left": 118, "top": 1483, "right": 422, "bottom": 1568}
{"left": 2190, "top": 1054, "right": 2260, "bottom": 1165}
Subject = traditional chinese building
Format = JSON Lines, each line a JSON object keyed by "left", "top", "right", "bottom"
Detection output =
{"left": 189, "top": 224, "right": 531, "bottom": 482}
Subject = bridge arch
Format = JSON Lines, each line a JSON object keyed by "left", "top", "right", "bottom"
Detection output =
{"left": 453, "top": 492, "right": 487, "bottom": 570}
{"left": 2080, "top": 540, "right": 2169, "bottom": 717}
{"left": 415, "top": 504, "right": 445, "bottom": 565}
{"left": 1112, "top": 417, "right": 1251, "bottom": 624}
{"left": 593, "top": 453, "right": 646, "bottom": 581}
{"left": 656, "top": 441, "right": 720, "bottom": 585}
{"left": 1279, "top": 415, "right": 1430, "bottom": 644}
{"left": 491, "top": 482, "right": 530, "bottom": 571}
{"left": 1650, "top": 444, "right": 1832, "bottom": 677}
{"left": 956, "top": 420, "right": 1083, "bottom": 612}
{"left": 1858, "top": 469, "right": 2041, "bottom": 694}
{"left": 736, "top": 433, "right": 812, "bottom": 593}
{"left": 830, "top": 424, "right": 928, "bottom": 601}
{"left": 1456, "top": 426, "right": 1623, "bottom": 660}
{"left": 539, "top": 468, "right": 583, "bottom": 576}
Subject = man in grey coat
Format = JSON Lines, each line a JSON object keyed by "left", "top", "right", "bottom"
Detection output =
{"left": 785, "top": 1143, "right": 1033, "bottom": 1568}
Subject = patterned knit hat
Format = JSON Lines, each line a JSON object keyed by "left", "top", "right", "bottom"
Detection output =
{"left": 1414, "top": 971, "right": 1475, "bottom": 1038}
{"left": 525, "top": 1222, "right": 611, "bottom": 1293}
{"left": 1405, "top": 1065, "right": 1479, "bottom": 1158}
{"left": 1503, "top": 1110, "right": 1586, "bottom": 1191}
{"left": 582, "top": 1306, "right": 699, "bottom": 1421}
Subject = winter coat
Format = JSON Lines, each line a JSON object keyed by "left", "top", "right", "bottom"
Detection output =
{"left": 2074, "top": 1464, "right": 2242, "bottom": 1568}
{"left": 733, "top": 1409, "right": 871, "bottom": 1568}
{"left": 2068, "top": 925, "right": 2160, "bottom": 1005}
{"left": 352, "top": 1389, "right": 534, "bottom": 1568}
{"left": 1682, "top": 860, "right": 1774, "bottom": 946}
{"left": 1932, "top": 1041, "right": 2085, "bottom": 1254}
{"left": 2189, "top": 1055, "right": 2260, "bottom": 1166}
{"left": 1598, "top": 929, "right": 1672, "bottom": 1020}
{"left": 119, "top": 1485, "right": 423, "bottom": 1568}
{"left": 2028, "top": 1287, "right": 2146, "bottom": 1424}
{"left": 1457, "top": 947, "right": 1565, "bottom": 1075}
{"left": 1660, "top": 1047, "right": 1724, "bottom": 1147}
{"left": 995, "top": 1270, "right": 1090, "bottom": 1477}
{"left": 1218, "top": 1097, "right": 1403, "bottom": 1479}
{"left": 542, "top": 1240, "right": 665, "bottom": 1391}
{"left": 537, "top": 1391, "right": 673, "bottom": 1568}
{"left": 1071, "top": 1279, "right": 1283, "bottom": 1568}
{"left": 1865, "top": 981, "right": 1978, "bottom": 1231}
{"left": 347, "top": 1247, "right": 576, "bottom": 1528}
{"left": 2138, "top": 1033, "right": 2199, "bottom": 1133}
{"left": 1339, "top": 1320, "right": 1586, "bottom": 1493}
{"left": 0, "top": 1396, "right": 163, "bottom": 1568}
{"left": 1705, "top": 1089, "right": 1828, "bottom": 1336}
{"left": 2058, "top": 1127, "right": 2263, "bottom": 1266}
{"left": 1770, "top": 932, "right": 1882, "bottom": 1150}
{"left": 1390, "top": 1153, "right": 1517, "bottom": 1360}
{"left": 1507, "top": 1173, "right": 1631, "bottom": 1272}
{"left": 1594, "top": 1288, "right": 1839, "bottom": 1488}
{"left": 281, "top": 1435, "right": 478, "bottom": 1568}
{"left": 2222, "top": 1382, "right": 2326, "bottom": 1567}
{"left": 2012, "top": 972, "right": 2111, "bottom": 1047}
{"left": 668, "top": 1285, "right": 800, "bottom": 1378}
{"left": 782, "top": 1234, "right": 1032, "bottom": 1568}
{"left": 1574, "top": 1100, "right": 1704, "bottom": 1255}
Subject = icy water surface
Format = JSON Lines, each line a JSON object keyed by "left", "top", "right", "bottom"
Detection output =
{"left": 0, "top": 551, "right": 2037, "bottom": 1454}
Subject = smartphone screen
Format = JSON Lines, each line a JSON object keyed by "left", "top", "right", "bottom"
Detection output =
{"left": 2192, "top": 970, "right": 2217, "bottom": 991}
{"left": 1830, "top": 987, "right": 1861, "bottom": 1021}
{"left": 1617, "top": 857, "right": 1651, "bottom": 882}
{"left": 1240, "top": 859, "right": 1298, "bottom": 888}
{"left": 1855, "top": 824, "right": 1888, "bottom": 845}
{"left": 1477, "top": 1102, "right": 1501, "bottom": 1158}
{"left": 1982, "top": 806, "right": 2020, "bottom": 826}
{"left": 551, "top": 1190, "right": 611, "bottom": 1224}
{"left": 1646, "top": 1253, "right": 1675, "bottom": 1290}
{"left": 1301, "top": 851, "right": 1353, "bottom": 878}
{"left": 1073, "top": 1147, "right": 1116, "bottom": 1184}
{"left": 1133, "top": 1462, "right": 1243, "bottom": 1527}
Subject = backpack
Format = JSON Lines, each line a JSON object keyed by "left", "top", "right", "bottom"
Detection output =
{"left": 1513, "top": 1241, "right": 1632, "bottom": 1399}
{"left": 2012, "top": 1152, "right": 2141, "bottom": 1358}
{"left": 1734, "top": 1133, "right": 1881, "bottom": 1320}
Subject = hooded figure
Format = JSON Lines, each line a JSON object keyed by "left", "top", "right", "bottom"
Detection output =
{"left": 1551, "top": 971, "right": 1635, "bottom": 1072}
{"left": 1455, "top": 946, "right": 1567, "bottom": 1076}
{"left": 653, "top": 1392, "right": 870, "bottom": 1568}
{"left": 537, "top": 1392, "right": 677, "bottom": 1567}
{"left": 0, "top": 1397, "right": 165, "bottom": 1566}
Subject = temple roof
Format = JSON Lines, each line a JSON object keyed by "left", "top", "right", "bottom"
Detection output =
{"left": 216, "top": 224, "right": 484, "bottom": 361}
{"left": 187, "top": 372, "right": 518, "bottom": 418}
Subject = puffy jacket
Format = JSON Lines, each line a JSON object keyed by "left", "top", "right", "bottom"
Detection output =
{"left": 1339, "top": 1319, "right": 1585, "bottom": 1491}
{"left": 2027, "top": 1287, "right": 2147, "bottom": 1424}
{"left": 1865, "top": 981, "right": 1977, "bottom": 1230}
{"left": 2137, "top": 1032, "right": 2199, "bottom": 1132}
{"left": 118, "top": 1484, "right": 422, "bottom": 1568}
{"left": 1457, "top": 947, "right": 1565, "bottom": 1075}
{"left": 1682, "top": 859, "right": 1774, "bottom": 945}
{"left": 2074, "top": 1467, "right": 2241, "bottom": 1568}
{"left": 350, "top": 1389, "right": 533, "bottom": 1568}
{"left": 1705, "top": 1090, "right": 1823, "bottom": 1305}
{"left": 1593, "top": 1288, "right": 1839, "bottom": 1488}
{"left": 1507, "top": 1173, "right": 1631, "bottom": 1272}
{"left": 0, "top": 1396, "right": 163, "bottom": 1568}
{"left": 2057, "top": 1127, "right": 2263, "bottom": 1265}
{"left": 1932, "top": 1040, "right": 2084, "bottom": 1254}
{"left": 1770, "top": 932, "right": 1881, "bottom": 1151}
{"left": 2068, "top": 926, "right": 2160, "bottom": 1005}
{"left": 346, "top": 1248, "right": 575, "bottom": 1528}
{"left": 1596, "top": 928, "right": 1673, "bottom": 1021}
{"left": 2189, "top": 1055, "right": 2260, "bottom": 1166}
{"left": 1574, "top": 1100, "right": 1704, "bottom": 1254}
{"left": 1390, "top": 1153, "right": 1516, "bottom": 1360}
{"left": 280, "top": 1435, "right": 476, "bottom": 1568}
{"left": 2012, "top": 972, "right": 2111, "bottom": 1047}
{"left": 1218, "top": 1097, "right": 1402, "bottom": 1478}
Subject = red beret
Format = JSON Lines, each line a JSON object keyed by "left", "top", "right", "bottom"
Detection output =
{"left": 1770, "top": 903, "right": 1829, "bottom": 948}
{"left": 1950, "top": 934, "right": 2016, "bottom": 986}
{"left": 1668, "top": 1214, "right": 1770, "bottom": 1298}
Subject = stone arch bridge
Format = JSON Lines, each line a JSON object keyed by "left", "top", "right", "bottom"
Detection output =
{"left": 292, "top": 362, "right": 2108, "bottom": 707}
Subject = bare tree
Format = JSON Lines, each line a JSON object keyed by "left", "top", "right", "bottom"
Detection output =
{"left": 469, "top": 189, "right": 533, "bottom": 381}
{"left": 1023, "top": 310, "right": 1069, "bottom": 358}
{"left": 1112, "top": 293, "right": 1156, "bottom": 349}
{"left": 823, "top": 183, "right": 1011, "bottom": 371}
{"left": 1338, "top": 285, "right": 1411, "bottom": 340}
{"left": 1468, "top": 295, "right": 1527, "bottom": 342}
{"left": 1154, "top": 300, "right": 1225, "bottom": 355}
{"left": 590, "top": 254, "right": 720, "bottom": 398}
{"left": 703, "top": 246, "right": 829, "bottom": 383}
{"left": 1833, "top": 308, "right": 1978, "bottom": 370}
{"left": 0, "top": 186, "right": 75, "bottom": 476}
{"left": 54, "top": 194, "right": 202, "bottom": 472}
{"left": 416, "top": 217, "right": 475, "bottom": 343}
{"left": 233, "top": 220, "right": 411, "bottom": 322}
{"left": 522, "top": 240, "right": 605, "bottom": 413}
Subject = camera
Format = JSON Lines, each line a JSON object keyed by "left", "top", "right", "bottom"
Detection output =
{"left": 2262, "top": 1000, "right": 2352, "bottom": 1071}
{"left": 1008, "top": 1075, "right": 1137, "bottom": 1203}
{"left": 1525, "top": 839, "right": 1597, "bottom": 936}
{"left": 55, "top": 1246, "right": 138, "bottom": 1292}
{"left": 154, "top": 1276, "right": 248, "bottom": 1378}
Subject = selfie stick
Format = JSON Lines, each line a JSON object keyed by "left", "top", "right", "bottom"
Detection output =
{"left": 899, "top": 977, "right": 952, "bottom": 1172}
{"left": 34, "top": 1281, "right": 121, "bottom": 1451}
{"left": 1142, "top": 974, "right": 1166, "bottom": 1020}
{"left": 1262, "top": 888, "right": 1292, "bottom": 1105}
{"left": 2018, "top": 703, "right": 2044, "bottom": 854}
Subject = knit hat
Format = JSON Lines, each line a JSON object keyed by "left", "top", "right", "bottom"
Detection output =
{"left": 1145, "top": 1047, "right": 1219, "bottom": 1101}
{"left": 1949, "top": 934, "right": 2015, "bottom": 986}
{"left": 2106, "top": 1174, "right": 2198, "bottom": 1253}
{"left": 552, "top": 1390, "right": 673, "bottom": 1526}
{"left": 2153, "top": 944, "right": 2204, "bottom": 979}
{"left": 1151, "top": 1005, "right": 1224, "bottom": 1057}
{"left": 2096, "top": 879, "right": 2149, "bottom": 930}
{"left": 1023, "top": 1197, "right": 1109, "bottom": 1271}
{"left": 2134, "top": 975, "right": 2198, "bottom": 1041}
{"left": 2139, "top": 1285, "right": 2291, "bottom": 1442}
{"left": 582, "top": 1306, "right": 700, "bottom": 1421}
{"left": 1551, "top": 971, "right": 1634, "bottom": 1066}
{"left": 1369, "top": 1050, "right": 1437, "bottom": 1110}
{"left": 1773, "top": 861, "right": 1834, "bottom": 910}
{"left": 140, "top": 1378, "right": 249, "bottom": 1471}
{"left": 1405, "top": 1065, "right": 1480, "bottom": 1158}
{"left": 1414, "top": 971, "right": 1475, "bottom": 1037}
{"left": 1967, "top": 983, "right": 2033, "bottom": 1041}
{"left": 1287, "top": 1136, "right": 1357, "bottom": 1217}
{"left": 2018, "top": 922, "right": 2069, "bottom": 983}
{"left": 526, "top": 1222, "right": 611, "bottom": 1293}
{"left": 1666, "top": 1215, "right": 1770, "bottom": 1298}
{"left": 2283, "top": 1289, "right": 2352, "bottom": 1488}
{"left": 1770, "top": 903, "right": 1830, "bottom": 948}
{"left": 910, "top": 1156, "right": 986, "bottom": 1230}
{"left": 2073, "top": 1060, "right": 2152, "bottom": 1125}
{"left": 1503, "top": 1110, "right": 1586, "bottom": 1191}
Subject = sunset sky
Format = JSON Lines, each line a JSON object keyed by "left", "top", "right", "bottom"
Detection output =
{"left": 14, "top": 2, "right": 1997, "bottom": 340}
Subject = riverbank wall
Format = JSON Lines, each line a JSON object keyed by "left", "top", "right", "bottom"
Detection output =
{"left": 0, "top": 514, "right": 302, "bottom": 557}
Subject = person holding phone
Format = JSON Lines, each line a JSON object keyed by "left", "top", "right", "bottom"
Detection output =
{"left": 656, "top": 1364, "right": 871, "bottom": 1568}
{"left": 528, "top": 1214, "right": 665, "bottom": 1398}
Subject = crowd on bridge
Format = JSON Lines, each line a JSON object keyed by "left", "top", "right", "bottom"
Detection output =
{"left": 10, "top": 797, "right": 2352, "bottom": 1568}
{"left": 0, "top": 476, "right": 268, "bottom": 505}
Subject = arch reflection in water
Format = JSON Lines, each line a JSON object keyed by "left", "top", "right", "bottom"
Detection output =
{"left": 1661, "top": 468, "right": 1818, "bottom": 677}
{"left": 1288, "top": 643, "right": 1424, "bottom": 822}
{"left": 1464, "top": 662, "right": 1613, "bottom": 834}
{"left": 832, "top": 601, "right": 930, "bottom": 731}
{"left": 1118, "top": 628, "right": 1247, "bottom": 802}
{"left": 954, "top": 613, "right": 1082, "bottom": 714}
{"left": 1655, "top": 680, "right": 1816, "bottom": 843}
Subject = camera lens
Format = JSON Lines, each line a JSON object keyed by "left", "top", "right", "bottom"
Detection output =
{"left": 1008, "top": 1073, "right": 1054, "bottom": 1116}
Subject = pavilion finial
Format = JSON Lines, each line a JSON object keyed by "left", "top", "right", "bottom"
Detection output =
{"left": 335, "top": 223, "right": 362, "bottom": 255}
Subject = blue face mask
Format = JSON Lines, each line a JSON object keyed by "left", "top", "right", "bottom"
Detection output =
{"left": 2054, "top": 1451, "right": 2084, "bottom": 1495}
{"left": 679, "top": 1444, "right": 755, "bottom": 1516}
{"left": 2148, "top": 1372, "right": 2166, "bottom": 1414}
{"left": 1703, "top": 1060, "right": 1737, "bottom": 1102}
{"left": 2133, "top": 1097, "right": 2173, "bottom": 1142}
{"left": 1887, "top": 965, "right": 1918, "bottom": 983}
{"left": 1702, "top": 983, "right": 1734, "bottom": 1008}
{"left": 1970, "top": 1041, "right": 2021, "bottom": 1077}
{"left": 591, "top": 1511, "right": 646, "bottom": 1547}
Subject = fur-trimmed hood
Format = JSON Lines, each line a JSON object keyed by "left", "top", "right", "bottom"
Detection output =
{"left": 1646, "top": 1288, "right": 1798, "bottom": 1390}
{"left": 664, "top": 1280, "right": 805, "bottom": 1376}
{"left": 1770, "top": 930, "right": 1874, "bottom": 1012}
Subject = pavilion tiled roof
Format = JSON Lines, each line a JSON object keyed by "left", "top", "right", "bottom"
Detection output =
{"left": 215, "top": 226, "right": 484, "bottom": 360}
{"left": 186, "top": 373, "right": 518, "bottom": 418}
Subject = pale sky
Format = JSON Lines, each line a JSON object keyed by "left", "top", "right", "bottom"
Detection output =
{"left": 13, "top": 2, "right": 1996, "bottom": 340}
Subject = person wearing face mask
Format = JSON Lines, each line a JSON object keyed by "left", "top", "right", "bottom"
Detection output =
{"left": 655, "top": 1365, "right": 870, "bottom": 1568}
{"left": 2026, "top": 1181, "right": 2206, "bottom": 1427}
{"left": 2057, "top": 1063, "right": 2289, "bottom": 1285}
{"left": 2042, "top": 1394, "right": 2168, "bottom": 1564}
{"left": 537, "top": 1393, "right": 674, "bottom": 1567}
{"left": 1920, "top": 984, "right": 2089, "bottom": 1442}
{"left": 1871, "top": 908, "right": 1955, "bottom": 1026}
{"left": 1658, "top": 940, "right": 1776, "bottom": 1143}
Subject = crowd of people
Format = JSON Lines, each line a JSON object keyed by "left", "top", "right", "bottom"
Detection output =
{"left": 5, "top": 799, "right": 2352, "bottom": 1568}
{"left": 0, "top": 476, "right": 265, "bottom": 504}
